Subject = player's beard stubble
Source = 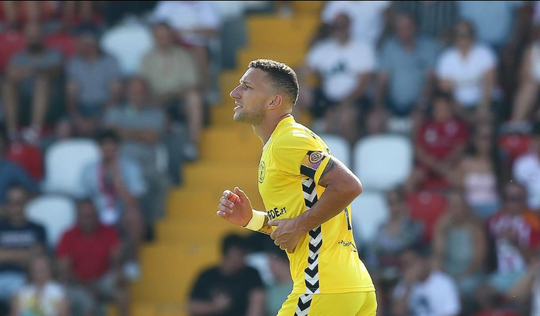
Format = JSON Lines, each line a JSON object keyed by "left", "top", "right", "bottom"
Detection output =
{"left": 233, "top": 104, "right": 266, "bottom": 125}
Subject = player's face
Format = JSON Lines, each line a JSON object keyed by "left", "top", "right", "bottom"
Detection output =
{"left": 230, "top": 68, "right": 274, "bottom": 125}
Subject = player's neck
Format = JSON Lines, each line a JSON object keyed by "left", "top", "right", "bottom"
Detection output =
{"left": 253, "top": 113, "right": 292, "bottom": 145}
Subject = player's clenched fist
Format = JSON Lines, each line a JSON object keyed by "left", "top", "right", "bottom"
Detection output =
{"left": 217, "top": 187, "right": 254, "bottom": 227}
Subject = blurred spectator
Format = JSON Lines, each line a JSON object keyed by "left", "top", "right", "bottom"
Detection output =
{"left": 6, "top": 142, "right": 43, "bottom": 182}
{"left": 140, "top": 22, "right": 202, "bottom": 161}
{"left": 513, "top": 122, "right": 540, "bottom": 212}
{"left": 10, "top": 255, "right": 69, "bottom": 316}
{"left": 300, "top": 12, "right": 375, "bottom": 144}
{"left": 392, "top": 246, "right": 461, "bottom": 316}
{"left": 0, "top": 2, "right": 59, "bottom": 29}
{"left": 0, "top": 186, "right": 46, "bottom": 307}
{"left": 66, "top": 27, "right": 122, "bottom": 137}
{"left": 0, "top": 131, "right": 38, "bottom": 205}
{"left": 151, "top": 1, "right": 221, "bottom": 96}
{"left": 406, "top": 93, "right": 469, "bottom": 192}
{"left": 57, "top": 199, "right": 127, "bottom": 316}
{"left": 453, "top": 123, "right": 501, "bottom": 219}
{"left": 321, "top": 1, "right": 391, "bottom": 46}
{"left": 436, "top": 21, "right": 497, "bottom": 118}
{"left": 392, "top": 1, "right": 458, "bottom": 44}
{"left": 433, "top": 191, "right": 486, "bottom": 300}
{"left": 61, "top": 1, "right": 102, "bottom": 27}
{"left": 458, "top": 1, "right": 524, "bottom": 49}
{"left": 104, "top": 77, "right": 169, "bottom": 234}
{"left": 374, "top": 13, "right": 439, "bottom": 119}
{"left": 2, "top": 23, "right": 62, "bottom": 143}
{"left": 265, "top": 246, "right": 292, "bottom": 316}
{"left": 511, "top": 27, "right": 540, "bottom": 125}
{"left": 507, "top": 254, "right": 540, "bottom": 316}
{"left": 370, "top": 187, "right": 424, "bottom": 282}
{"left": 483, "top": 183, "right": 540, "bottom": 302}
{"left": 80, "top": 130, "right": 145, "bottom": 280}
{"left": 188, "top": 234, "right": 265, "bottom": 316}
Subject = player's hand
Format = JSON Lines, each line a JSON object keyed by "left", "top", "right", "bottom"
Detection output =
{"left": 269, "top": 218, "right": 307, "bottom": 253}
{"left": 217, "top": 187, "right": 253, "bottom": 227}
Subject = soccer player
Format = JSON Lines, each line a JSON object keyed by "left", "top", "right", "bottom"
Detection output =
{"left": 217, "top": 59, "right": 376, "bottom": 316}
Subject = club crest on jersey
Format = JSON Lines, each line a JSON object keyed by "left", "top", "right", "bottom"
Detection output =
{"left": 258, "top": 161, "right": 266, "bottom": 183}
{"left": 308, "top": 151, "right": 324, "bottom": 164}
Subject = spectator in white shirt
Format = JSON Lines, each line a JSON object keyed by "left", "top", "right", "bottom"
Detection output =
{"left": 321, "top": 1, "right": 390, "bottom": 46}
{"left": 513, "top": 122, "right": 540, "bottom": 211}
{"left": 299, "top": 12, "right": 376, "bottom": 145}
{"left": 392, "top": 246, "right": 461, "bottom": 316}
{"left": 436, "top": 21, "right": 497, "bottom": 120}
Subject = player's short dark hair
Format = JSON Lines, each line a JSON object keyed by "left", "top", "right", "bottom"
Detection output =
{"left": 95, "top": 129, "right": 121, "bottom": 145}
{"left": 221, "top": 233, "right": 247, "bottom": 256}
{"left": 248, "top": 59, "right": 299, "bottom": 106}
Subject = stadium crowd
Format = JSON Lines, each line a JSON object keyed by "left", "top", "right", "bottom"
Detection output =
{"left": 0, "top": 1, "right": 540, "bottom": 316}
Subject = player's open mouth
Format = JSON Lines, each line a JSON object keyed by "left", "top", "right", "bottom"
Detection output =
{"left": 234, "top": 103, "right": 243, "bottom": 110}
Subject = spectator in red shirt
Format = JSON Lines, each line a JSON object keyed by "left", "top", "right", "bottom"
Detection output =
{"left": 406, "top": 92, "right": 469, "bottom": 192}
{"left": 57, "top": 199, "right": 128, "bottom": 316}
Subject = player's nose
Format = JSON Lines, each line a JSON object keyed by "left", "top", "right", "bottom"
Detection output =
{"left": 230, "top": 85, "right": 242, "bottom": 100}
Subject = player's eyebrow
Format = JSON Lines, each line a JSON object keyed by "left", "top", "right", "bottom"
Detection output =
{"left": 240, "top": 79, "right": 253, "bottom": 86}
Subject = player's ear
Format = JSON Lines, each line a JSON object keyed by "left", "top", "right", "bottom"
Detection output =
{"left": 267, "top": 94, "right": 283, "bottom": 110}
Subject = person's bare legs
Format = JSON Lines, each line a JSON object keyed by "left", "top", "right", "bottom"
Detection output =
{"left": 79, "top": 1, "right": 94, "bottom": 22}
{"left": 184, "top": 88, "right": 203, "bottom": 146}
{"left": 512, "top": 78, "right": 539, "bottom": 122}
{"left": 2, "top": 75, "right": 20, "bottom": 137}
{"left": 336, "top": 104, "right": 361, "bottom": 146}
{"left": 114, "top": 285, "right": 130, "bottom": 316}
{"left": 121, "top": 208, "right": 144, "bottom": 276}
{"left": 2, "top": 1, "right": 18, "bottom": 26}
{"left": 32, "top": 73, "right": 50, "bottom": 132}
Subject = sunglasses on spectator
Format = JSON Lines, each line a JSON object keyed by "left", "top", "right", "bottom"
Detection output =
{"left": 505, "top": 195, "right": 523, "bottom": 202}
{"left": 8, "top": 199, "right": 26, "bottom": 206}
{"left": 456, "top": 31, "right": 472, "bottom": 39}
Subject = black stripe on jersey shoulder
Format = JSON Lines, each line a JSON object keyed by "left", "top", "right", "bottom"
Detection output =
{"left": 300, "top": 165, "right": 316, "bottom": 178}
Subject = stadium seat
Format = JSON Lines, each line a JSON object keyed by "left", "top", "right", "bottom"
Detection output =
{"left": 0, "top": 30, "right": 25, "bottom": 72}
{"left": 25, "top": 195, "right": 76, "bottom": 247}
{"left": 406, "top": 191, "right": 447, "bottom": 242}
{"left": 100, "top": 19, "right": 154, "bottom": 76}
{"left": 43, "top": 139, "right": 101, "bottom": 197}
{"left": 319, "top": 134, "right": 350, "bottom": 167}
{"left": 350, "top": 191, "right": 389, "bottom": 244}
{"left": 353, "top": 135, "right": 413, "bottom": 191}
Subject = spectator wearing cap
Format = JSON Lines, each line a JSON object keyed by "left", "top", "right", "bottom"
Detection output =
{"left": 66, "top": 26, "right": 122, "bottom": 137}
{"left": 80, "top": 129, "right": 145, "bottom": 281}
{"left": 513, "top": 122, "right": 540, "bottom": 211}
{"left": 2, "top": 22, "right": 62, "bottom": 143}
{"left": 392, "top": 246, "right": 461, "bottom": 316}
{"left": 0, "top": 186, "right": 47, "bottom": 309}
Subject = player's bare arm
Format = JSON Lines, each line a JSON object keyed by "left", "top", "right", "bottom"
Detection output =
{"left": 269, "top": 157, "right": 362, "bottom": 253}
{"left": 217, "top": 187, "right": 273, "bottom": 235}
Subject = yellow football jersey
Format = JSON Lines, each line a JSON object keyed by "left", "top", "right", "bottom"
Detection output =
{"left": 258, "top": 116, "right": 374, "bottom": 294}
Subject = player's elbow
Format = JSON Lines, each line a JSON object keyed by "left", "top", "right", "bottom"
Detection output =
{"left": 350, "top": 178, "right": 363, "bottom": 197}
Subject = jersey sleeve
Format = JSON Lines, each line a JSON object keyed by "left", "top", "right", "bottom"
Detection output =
{"left": 272, "top": 130, "right": 331, "bottom": 185}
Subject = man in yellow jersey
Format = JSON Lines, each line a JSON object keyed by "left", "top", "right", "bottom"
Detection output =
{"left": 217, "top": 59, "right": 376, "bottom": 316}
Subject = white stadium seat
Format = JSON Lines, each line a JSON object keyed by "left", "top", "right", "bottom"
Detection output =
{"left": 44, "top": 139, "right": 101, "bottom": 197}
{"left": 350, "top": 191, "right": 389, "bottom": 244}
{"left": 353, "top": 135, "right": 413, "bottom": 191}
{"left": 319, "top": 134, "right": 351, "bottom": 167}
{"left": 25, "top": 195, "right": 76, "bottom": 247}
